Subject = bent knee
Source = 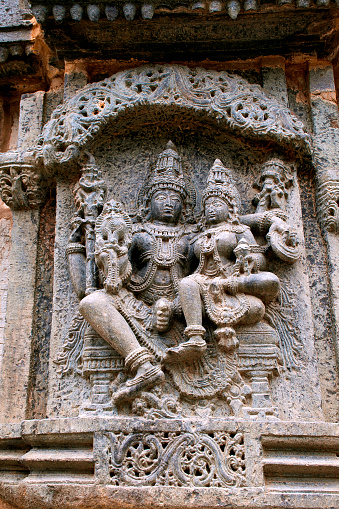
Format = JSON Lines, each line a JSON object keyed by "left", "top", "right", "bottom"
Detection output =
{"left": 180, "top": 277, "right": 199, "bottom": 290}
{"left": 239, "top": 296, "right": 265, "bottom": 325}
{"left": 79, "top": 291, "right": 112, "bottom": 318}
{"left": 263, "top": 273, "right": 280, "bottom": 300}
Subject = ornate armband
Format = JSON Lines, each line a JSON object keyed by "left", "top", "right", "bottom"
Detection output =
{"left": 66, "top": 242, "right": 86, "bottom": 256}
{"left": 258, "top": 210, "right": 287, "bottom": 235}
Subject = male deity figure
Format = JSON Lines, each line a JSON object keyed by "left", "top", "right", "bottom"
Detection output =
{"left": 79, "top": 141, "right": 199, "bottom": 403}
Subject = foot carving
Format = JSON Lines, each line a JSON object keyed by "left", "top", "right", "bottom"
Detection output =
{"left": 163, "top": 339, "right": 207, "bottom": 364}
{"left": 112, "top": 366, "right": 165, "bottom": 404}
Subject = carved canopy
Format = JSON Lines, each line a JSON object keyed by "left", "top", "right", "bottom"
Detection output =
{"left": 36, "top": 65, "right": 310, "bottom": 170}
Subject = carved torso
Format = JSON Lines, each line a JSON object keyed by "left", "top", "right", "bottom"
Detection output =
{"left": 194, "top": 223, "right": 256, "bottom": 278}
{"left": 128, "top": 223, "right": 193, "bottom": 304}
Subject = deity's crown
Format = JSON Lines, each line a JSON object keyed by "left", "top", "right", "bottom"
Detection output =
{"left": 257, "top": 157, "right": 293, "bottom": 188}
{"left": 147, "top": 141, "right": 188, "bottom": 199}
{"left": 203, "top": 159, "right": 241, "bottom": 209}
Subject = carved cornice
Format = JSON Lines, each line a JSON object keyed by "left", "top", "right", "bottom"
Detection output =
{"left": 30, "top": 0, "right": 338, "bottom": 22}
{"left": 0, "top": 163, "right": 46, "bottom": 210}
{"left": 316, "top": 180, "right": 339, "bottom": 234}
{"left": 36, "top": 65, "right": 310, "bottom": 170}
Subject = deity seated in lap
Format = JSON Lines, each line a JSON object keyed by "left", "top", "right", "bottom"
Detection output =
{"left": 63, "top": 144, "right": 297, "bottom": 417}
{"left": 167, "top": 159, "right": 280, "bottom": 364}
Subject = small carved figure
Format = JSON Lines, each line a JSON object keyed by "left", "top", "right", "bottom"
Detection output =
{"left": 172, "top": 159, "right": 280, "bottom": 363}
{"left": 253, "top": 158, "right": 293, "bottom": 213}
{"left": 95, "top": 199, "right": 132, "bottom": 295}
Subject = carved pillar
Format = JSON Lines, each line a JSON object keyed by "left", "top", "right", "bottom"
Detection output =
{"left": 237, "top": 322, "right": 281, "bottom": 419}
{"left": 309, "top": 62, "right": 339, "bottom": 367}
{"left": 0, "top": 91, "right": 46, "bottom": 423}
{"left": 63, "top": 61, "right": 88, "bottom": 101}
{"left": 0, "top": 164, "right": 46, "bottom": 422}
{"left": 261, "top": 57, "right": 289, "bottom": 107}
{"left": 47, "top": 178, "right": 80, "bottom": 417}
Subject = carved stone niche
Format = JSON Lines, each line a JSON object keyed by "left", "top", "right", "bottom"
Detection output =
{"left": 48, "top": 65, "right": 320, "bottom": 423}
{"left": 2, "top": 65, "right": 338, "bottom": 509}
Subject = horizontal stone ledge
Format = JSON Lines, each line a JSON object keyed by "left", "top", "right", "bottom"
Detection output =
{"left": 1, "top": 484, "right": 339, "bottom": 509}
{"left": 263, "top": 457, "right": 339, "bottom": 476}
{"left": 0, "top": 417, "right": 336, "bottom": 439}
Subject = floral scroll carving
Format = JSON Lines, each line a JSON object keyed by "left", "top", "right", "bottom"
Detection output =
{"left": 36, "top": 65, "right": 310, "bottom": 169}
{"left": 101, "top": 431, "right": 246, "bottom": 487}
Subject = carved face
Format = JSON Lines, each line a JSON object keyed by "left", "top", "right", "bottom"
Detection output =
{"left": 150, "top": 189, "right": 183, "bottom": 224}
{"left": 204, "top": 196, "right": 230, "bottom": 225}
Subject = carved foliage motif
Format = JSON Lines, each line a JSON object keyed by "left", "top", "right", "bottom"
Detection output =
{"left": 316, "top": 180, "right": 339, "bottom": 234}
{"left": 0, "top": 164, "right": 46, "bottom": 209}
{"left": 265, "top": 280, "right": 302, "bottom": 370}
{"left": 103, "top": 431, "right": 246, "bottom": 487}
{"left": 37, "top": 65, "right": 310, "bottom": 167}
{"left": 54, "top": 311, "right": 87, "bottom": 376}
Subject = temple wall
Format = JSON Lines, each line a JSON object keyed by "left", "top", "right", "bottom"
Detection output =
{"left": 1, "top": 2, "right": 339, "bottom": 507}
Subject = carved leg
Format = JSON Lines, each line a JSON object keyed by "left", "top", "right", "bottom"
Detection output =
{"left": 79, "top": 290, "right": 141, "bottom": 357}
{"left": 237, "top": 272, "right": 280, "bottom": 304}
{"left": 163, "top": 278, "right": 206, "bottom": 364}
{"left": 179, "top": 277, "right": 203, "bottom": 326}
{"left": 79, "top": 290, "right": 164, "bottom": 402}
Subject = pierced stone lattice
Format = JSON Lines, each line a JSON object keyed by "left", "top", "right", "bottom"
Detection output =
{"left": 36, "top": 65, "right": 310, "bottom": 169}
{"left": 104, "top": 430, "right": 246, "bottom": 487}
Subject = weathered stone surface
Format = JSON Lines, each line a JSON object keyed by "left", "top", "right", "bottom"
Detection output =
{"left": 17, "top": 91, "right": 45, "bottom": 151}
{"left": 309, "top": 63, "right": 339, "bottom": 377}
{"left": 0, "top": 199, "right": 12, "bottom": 375}
{"left": 0, "top": 208, "right": 40, "bottom": 423}
{"left": 26, "top": 193, "right": 56, "bottom": 420}
{"left": 1, "top": 2, "right": 339, "bottom": 503}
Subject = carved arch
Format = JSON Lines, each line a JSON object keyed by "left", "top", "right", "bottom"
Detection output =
{"left": 36, "top": 65, "right": 310, "bottom": 171}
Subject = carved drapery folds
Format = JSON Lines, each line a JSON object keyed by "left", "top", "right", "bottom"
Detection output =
{"left": 0, "top": 163, "right": 46, "bottom": 210}
{"left": 35, "top": 65, "right": 310, "bottom": 169}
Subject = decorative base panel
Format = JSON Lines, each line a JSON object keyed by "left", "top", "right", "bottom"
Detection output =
{"left": 0, "top": 418, "right": 338, "bottom": 509}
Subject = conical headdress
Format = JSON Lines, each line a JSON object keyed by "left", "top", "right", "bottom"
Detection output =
{"left": 146, "top": 140, "right": 188, "bottom": 199}
{"left": 202, "top": 159, "right": 241, "bottom": 211}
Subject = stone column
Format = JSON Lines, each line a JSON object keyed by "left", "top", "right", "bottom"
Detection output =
{"left": 0, "top": 199, "right": 12, "bottom": 374}
{"left": 309, "top": 62, "right": 339, "bottom": 367}
{"left": 0, "top": 91, "right": 45, "bottom": 423}
{"left": 63, "top": 60, "right": 88, "bottom": 101}
{"left": 261, "top": 56, "right": 289, "bottom": 107}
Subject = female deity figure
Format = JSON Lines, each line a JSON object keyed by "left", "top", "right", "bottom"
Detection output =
{"left": 170, "top": 159, "right": 281, "bottom": 362}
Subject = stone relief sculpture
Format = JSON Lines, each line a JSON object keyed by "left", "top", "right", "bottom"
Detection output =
{"left": 56, "top": 140, "right": 301, "bottom": 419}
{"left": 178, "top": 159, "right": 280, "bottom": 360}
